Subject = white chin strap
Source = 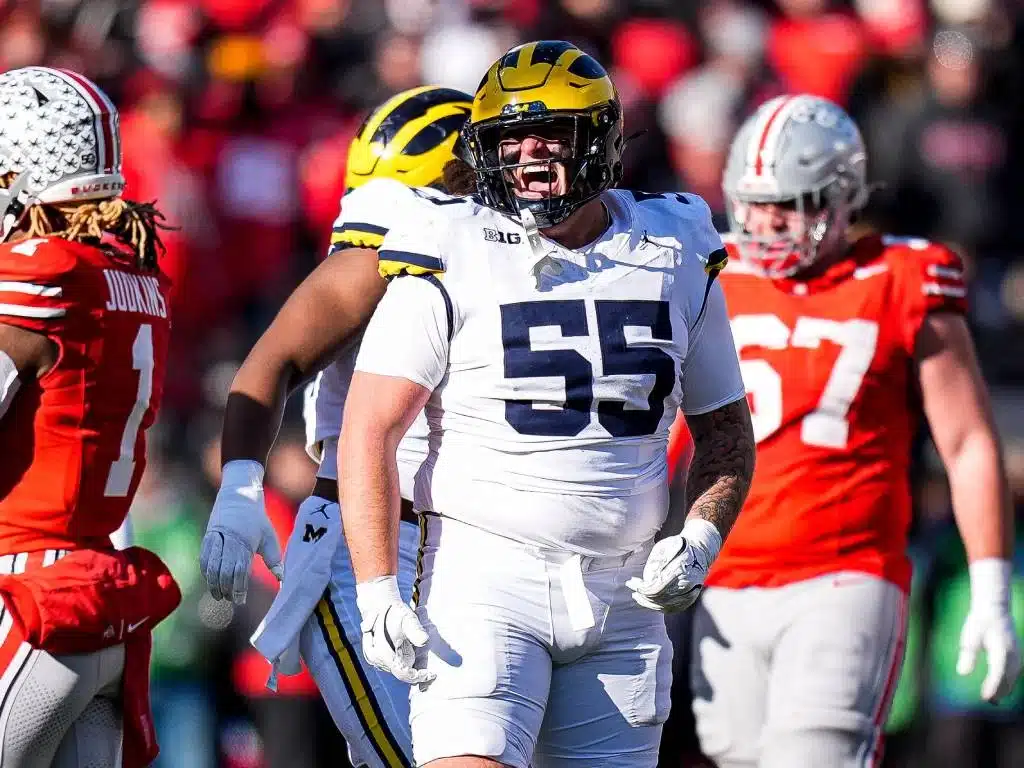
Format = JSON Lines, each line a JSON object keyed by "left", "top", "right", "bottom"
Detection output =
{"left": 0, "top": 173, "right": 36, "bottom": 243}
{"left": 518, "top": 204, "right": 547, "bottom": 262}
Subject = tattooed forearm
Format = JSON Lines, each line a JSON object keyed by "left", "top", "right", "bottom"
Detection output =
{"left": 685, "top": 397, "right": 756, "bottom": 540}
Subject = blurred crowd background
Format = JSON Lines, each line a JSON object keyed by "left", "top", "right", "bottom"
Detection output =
{"left": 3, "top": 0, "right": 1023, "bottom": 765}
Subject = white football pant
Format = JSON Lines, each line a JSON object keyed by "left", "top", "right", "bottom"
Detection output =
{"left": 691, "top": 572, "right": 907, "bottom": 768}
{"left": 410, "top": 514, "right": 672, "bottom": 768}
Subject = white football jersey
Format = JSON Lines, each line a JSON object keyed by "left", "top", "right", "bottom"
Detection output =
{"left": 304, "top": 177, "right": 452, "bottom": 494}
{"left": 355, "top": 188, "right": 745, "bottom": 556}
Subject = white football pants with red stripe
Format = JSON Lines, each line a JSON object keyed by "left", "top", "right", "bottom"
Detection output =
{"left": 690, "top": 572, "right": 907, "bottom": 768}
{"left": 0, "top": 550, "right": 124, "bottom": 768}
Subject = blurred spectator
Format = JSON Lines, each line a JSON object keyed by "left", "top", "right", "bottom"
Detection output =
{"left": 768, "top": 0, "right": 870, "bottom": 103}
{"left": 659, "top": 67, "right": 744, "bottom": 222}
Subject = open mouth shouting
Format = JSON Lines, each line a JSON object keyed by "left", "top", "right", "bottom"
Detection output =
{"left": 499, "top": 127, "right": 574, "bottom": 201}
{"left": 512, "top": 162, "right": 568, "bottom": 199}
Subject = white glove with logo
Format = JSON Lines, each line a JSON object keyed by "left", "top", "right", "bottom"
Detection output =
{"left": 356, "top": 576, "right": 435, "bottom": 686}
{"left": 957, "top": 558, "right": 1022, "bottom": 703}
{"left": 627, "top": 519, "right": 722, "bottom": 613}
{"left": 200, "top": 460, "right": 284, "bottom": 604}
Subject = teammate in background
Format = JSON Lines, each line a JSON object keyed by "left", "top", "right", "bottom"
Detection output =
{"left": 0, "top": 67, "right": 179, "bottom": 767}
{"left": 199, "top": 86, "right": 472, "bottom": 767}
{"left": 692, "top": 94, "right": 1021, "bottom": 768}
{"left": 338, "top": 41, "right": 755, "bottom": 768}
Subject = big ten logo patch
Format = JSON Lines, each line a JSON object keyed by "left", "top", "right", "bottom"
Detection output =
{"left": 484, "top": 227, "right": 522, "bottom": 245}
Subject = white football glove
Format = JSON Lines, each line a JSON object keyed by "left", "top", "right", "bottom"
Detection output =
{"left": 957, "top": 558, "right": 1022, "bottom": 703}
{"left": 356, "top": 576, "right": 435, "bottom": 686}
{"left": 627, "top": 519, "right": 722, "bottom": 613}
{"left": 200, "top": 460, "right": 284, "bottom": 605}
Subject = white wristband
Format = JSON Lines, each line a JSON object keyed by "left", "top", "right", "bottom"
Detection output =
{"left": 968, "top": 558, "right": 1012, "bottom": 607}
{"left": 356, "top": 575, "right": 402, "bottom": 618}
{"left": 221, "top": 459, "right": 265, "bottom": 492}
{"left": 682, "top": 518, "right": 723, "bottom": 564}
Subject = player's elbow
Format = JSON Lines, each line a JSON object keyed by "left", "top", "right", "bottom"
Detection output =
{"left": 941, "top": 424, "right": 1004, "bottom": 484}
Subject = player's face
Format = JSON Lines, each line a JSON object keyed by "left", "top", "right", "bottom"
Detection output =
{"left": 740, "top": 201, "right": 812, "bottom": 243}
{"left": 498, "top": 124, "right": 573, "bottom": 200}
{"left": 731, "top": 197, "right": 831, "bottom": 277}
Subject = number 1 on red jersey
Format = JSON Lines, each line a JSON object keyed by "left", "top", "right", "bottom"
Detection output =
{"left": 104, "top": 324, "right": 154, "bottom": 497}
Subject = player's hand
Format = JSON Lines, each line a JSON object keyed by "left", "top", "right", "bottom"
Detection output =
{"left": 627, "top": 519, "right": 722, "bottom": 613}
{"left": 200, "top": 460, "right": 284, "bottom": 605}
{"left": 957, "top": 559, "right": 1022, "bottom": 703}
{"left": 356, "top": 576, "right": 435, "bottom": 686}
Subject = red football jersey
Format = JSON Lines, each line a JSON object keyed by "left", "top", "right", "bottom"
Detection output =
{"left": 0, "top": 237, "right": 171, "bottom": 554}
{"left": 708, "top": 234, "right": 967, "bottom": 593}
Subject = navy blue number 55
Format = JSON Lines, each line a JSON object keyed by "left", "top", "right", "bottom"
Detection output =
{"left": 500, "top": 299, "right": 675, "bottom": 437}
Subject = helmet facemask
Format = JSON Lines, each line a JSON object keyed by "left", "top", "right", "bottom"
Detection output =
{"left": 464, "top": 103, "right": 622, "bottom": 229}
{"left": 0, "top": 172, "right": 35, "bottom": 243}
{"left": 728, "top": 174, "right": 863, "bottom": 279}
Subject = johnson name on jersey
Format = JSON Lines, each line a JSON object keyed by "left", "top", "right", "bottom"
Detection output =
{"left": 0, "top": 237, "right": 171, "bottom": 553}
{"left": 710, "top": 233, "right": 968, "bottom": 591}
{"left": 355, "top": 189, "right": 745, "bottom": 556}
{"left": 306, "top": 178, "right": 451, "bottom": 495}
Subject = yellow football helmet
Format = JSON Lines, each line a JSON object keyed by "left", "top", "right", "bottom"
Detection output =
{"left": 462, "top": 40, "right": 624, "bottom": 227}
{"left": 345, "top": 86, "right": 472, "bottom": 191}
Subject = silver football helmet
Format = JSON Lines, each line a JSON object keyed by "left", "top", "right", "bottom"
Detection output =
{"left": 722, "top": 94, "right": 868, "bottom": 278}
{"left": 0, "top": 67, "right": 125, "bottom": 241}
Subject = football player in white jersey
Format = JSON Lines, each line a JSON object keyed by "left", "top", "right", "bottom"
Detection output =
{"left": 338, "top": 41, "right": 757, "bottom": 768}
{"left": 199, "top": 86, "right": 472, "bottom": 768}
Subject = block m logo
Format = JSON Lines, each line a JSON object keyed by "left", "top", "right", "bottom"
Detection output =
{"left": 303, "top": 524, "right": 327, "bottom": 543}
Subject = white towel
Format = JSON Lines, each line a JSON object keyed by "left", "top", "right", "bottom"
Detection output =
{"left": 251, "top": 494, "right": 341, "bottom": 691}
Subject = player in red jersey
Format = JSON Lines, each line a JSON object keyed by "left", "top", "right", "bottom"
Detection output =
{"left": 0, "top": 67, "right": 179, "bottom": 767}
{"left": 690, "top": 94, "right": 1020, "bottom": 768}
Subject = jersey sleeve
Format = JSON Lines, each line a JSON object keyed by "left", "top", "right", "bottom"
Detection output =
{"left": 327, "top": 178, "right": 415, "bottom": 256}
{"left": 354, "top": 274, "right": 452, "bottom": 392}
{"left": 669, "top": 194, "right": 745, "bottom": 415}
{"left": 0, "top": 238, "right": 76, "bottom": 334}
{"left": 678, "top": 279, "right": 746, "bottom": 415}
{"left": 895, "top": 239, "right": 969, "bottom": 354}
{"left": 679, "top": 192, "right": 729, "bottom": 277}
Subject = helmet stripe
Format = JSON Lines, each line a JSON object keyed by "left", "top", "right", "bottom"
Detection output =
{"left": 401, "top": 110, "right": 469, "bottom": 156}
{"left": 529, "top": 40, "right": 576, "bottom": 67}
{"left": 758, "top": 96, "right": 807, "bottom": 180}
{"left": 750, "top": 96, "right": 792, "bottom": 177}
{"left": 370, "top": 88, "right": 471, "bottom": 149}
{"left": 52, "top": 69, "right": 118, "bottom": 174}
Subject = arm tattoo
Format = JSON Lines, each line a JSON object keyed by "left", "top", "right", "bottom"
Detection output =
{"left": 685, "top": 397, "right": 756, "bottom": 540}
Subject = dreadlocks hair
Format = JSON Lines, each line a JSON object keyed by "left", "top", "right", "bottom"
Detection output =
{"left": 1, "top": 173, "right": 172, "bottom": 271}
{"left": 442, "top": 158, "right": 478, "bottom": 196}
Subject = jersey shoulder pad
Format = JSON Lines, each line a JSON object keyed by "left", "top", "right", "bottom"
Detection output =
{"left": 376, "top": 202, "right": 449, "bottom": 279}
{"left": 622, "top": 189, "right": 728, "bottom": 274}
{"left": 881, "top": 235, "right": 967, "bottom": 311}
{"left": 0, "top": 237, "right": 79, "bottom": 331}
{"left": 329, "top": 178, "right": 421, "bottom": 254}
{"left": 374, "top": 190, "right": 482, "bottom": 278}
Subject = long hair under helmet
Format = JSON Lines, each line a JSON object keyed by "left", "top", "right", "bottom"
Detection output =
{"left": 722, "top": 94, "right": 869, "bottom": 279}
{"left": 461, "top": 40, "right": 624, "bottom": 229}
